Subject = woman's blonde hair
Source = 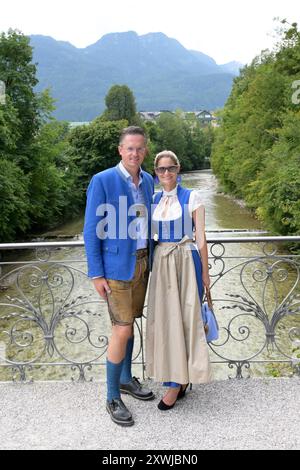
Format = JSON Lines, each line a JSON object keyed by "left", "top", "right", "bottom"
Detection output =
{"left": 154, "top": 150, "right": 180, "bottom": 168}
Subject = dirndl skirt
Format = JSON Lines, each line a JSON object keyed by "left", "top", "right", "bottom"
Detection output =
{"left": 146, "top": 237, "right": 212, "bottom": 384}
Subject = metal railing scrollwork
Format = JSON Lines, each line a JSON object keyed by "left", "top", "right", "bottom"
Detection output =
{"left": 0, "top": 236, "right": 299, "bottom": 382}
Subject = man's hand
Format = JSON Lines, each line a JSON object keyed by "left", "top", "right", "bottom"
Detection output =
{"left": 92, "top": 277, "right": 112, "bottom": 299}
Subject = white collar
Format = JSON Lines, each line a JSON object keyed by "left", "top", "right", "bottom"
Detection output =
{"left": 118, "top": 161, "right": 143, "bottom": 182}
{"left": 162, "top": 184, "right": 178, "bottom": 197}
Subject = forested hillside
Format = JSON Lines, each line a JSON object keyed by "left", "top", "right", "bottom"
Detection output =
{"left": 212, "top": 21, "right": 300, "bottom": 235}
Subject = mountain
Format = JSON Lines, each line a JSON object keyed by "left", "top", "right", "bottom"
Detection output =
{"left": 30, "top": 32, "right": 241, "bottom": 121}
{"left": 219, "top": 61, "right": 244, "bottom": 75}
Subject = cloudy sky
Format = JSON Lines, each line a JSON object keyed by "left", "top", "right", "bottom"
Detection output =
{"left": 1, "top": 0, "right": 299, "bottom": 64}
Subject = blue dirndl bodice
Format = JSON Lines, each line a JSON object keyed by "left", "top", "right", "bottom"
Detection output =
{"left": 153, "top": 185, "right": 204, "bottom": 301}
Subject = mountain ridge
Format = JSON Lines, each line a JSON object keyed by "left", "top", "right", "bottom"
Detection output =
{"left": 30, "top": 31, "right": 243, "bottom": 121}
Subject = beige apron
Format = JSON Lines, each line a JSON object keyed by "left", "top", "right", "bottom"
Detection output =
{"left": 146, "top": 237, "right": 212, "bottom": 384}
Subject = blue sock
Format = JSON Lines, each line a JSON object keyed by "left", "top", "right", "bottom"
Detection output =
{"left": 163, "top": 382, "right": 181, "bottom": 388}
{"left": 106, "top": 359, "right": 124, "bottom": 402}
{"left": 120, "top": 336, "right": 134, "bottom": 384}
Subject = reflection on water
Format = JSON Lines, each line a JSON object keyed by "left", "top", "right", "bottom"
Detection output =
{"left": 0, "top": 170, "right": 299, "bottom": 382}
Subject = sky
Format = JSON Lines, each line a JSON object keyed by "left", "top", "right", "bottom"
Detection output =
{"left": 1, "top": 0, "right": 299, "bottom": 64}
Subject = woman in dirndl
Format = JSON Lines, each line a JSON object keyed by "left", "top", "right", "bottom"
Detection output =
{"left": 146, "top": 150, "right": 212, "bottom": 410}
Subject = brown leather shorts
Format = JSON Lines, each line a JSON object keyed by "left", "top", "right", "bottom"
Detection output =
{"left": 106, "top": 249, "right": 149, "bottom": 325}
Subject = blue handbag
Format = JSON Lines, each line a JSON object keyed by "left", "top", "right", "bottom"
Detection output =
{"left": 201, "top": 289, "right": 219, "bottom": 343}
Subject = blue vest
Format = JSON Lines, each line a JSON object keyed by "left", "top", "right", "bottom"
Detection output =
{"left": 84, "top": 165, "right": 154, "bottom": 280}
{"left": 153, "top": 185, "right": 194, "bottom": 242}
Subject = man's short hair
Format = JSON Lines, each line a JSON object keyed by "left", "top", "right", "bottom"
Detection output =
{"left": 119, "top": 126, "right": 147, "bottom": 145}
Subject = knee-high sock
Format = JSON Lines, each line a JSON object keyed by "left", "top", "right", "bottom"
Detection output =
{"left": 120, "top": 336, "right": 134, "bottom": 384}
{"left": 106, "top": 359, "right": 124, "bottom": 402}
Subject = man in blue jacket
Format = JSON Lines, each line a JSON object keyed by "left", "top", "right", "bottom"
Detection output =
{"left": 84, "top": 126, "right": 155, "bottom": 427}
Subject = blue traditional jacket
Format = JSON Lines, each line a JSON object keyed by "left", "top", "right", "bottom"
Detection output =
{"left": 84, "top": 165, "right": 154, "bottom": 280}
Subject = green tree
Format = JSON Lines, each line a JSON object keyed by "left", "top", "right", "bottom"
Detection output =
{"left": 0, "top": 29, "right": 54, "bottom": 167}
{"left": 67, "top": 118, "right": 128, "bottom": 195}
{"left": 103, "top": 85, "right": 139, "bottom": 125}
{"left": 28, "top": 120, "right": 79, "bottom": 230}
{"left": 211, "top": 20, "right": 300, "bottom": 235}
{"left": 183, "top": 113, "right": 212, "bottom": 169}
{"left": 0, "top": 159, "right": 29, "bottom": 241}
{"left": 147, "top": 111, "right": 213, "bottom": 171}
{"left": 0, "top": 29, "right": 78, "bottom": 240}
{"left": 248, "top": 110, "right": 300, "bottom": 234}
{"left": 0, "top": 95, "right": 20, "bottom": 155}
{"left": 154, "top": 112, "right": 187, "bottom": 166}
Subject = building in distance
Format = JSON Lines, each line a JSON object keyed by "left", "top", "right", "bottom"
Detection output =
{"left": 139, "top": 110, "right": 219, "bottom": 126}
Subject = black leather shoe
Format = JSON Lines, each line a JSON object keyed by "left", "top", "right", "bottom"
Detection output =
{"left": 106, "top": 398, "right": 134, "bottom": 427}
{"left": 120, "top": 377, "right": 155, "bottom": 401}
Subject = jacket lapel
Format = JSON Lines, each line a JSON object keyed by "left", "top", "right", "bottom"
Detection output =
{"left": 115, "top": 165, "right": 135, "bottom": 207}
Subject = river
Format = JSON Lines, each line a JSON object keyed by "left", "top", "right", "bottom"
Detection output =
{"left": 41, "top": 170, "right": 263, "bottom": 237}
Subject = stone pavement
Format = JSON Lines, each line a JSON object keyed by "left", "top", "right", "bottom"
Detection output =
{"left": 1, "top": 378, "right": 299, "bottom": 450}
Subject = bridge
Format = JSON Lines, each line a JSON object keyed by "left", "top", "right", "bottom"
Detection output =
{"left": 0, "top": 236, "right": 299, "bottom": 449}
{"left": 0, "top": 235, "right": 299, "bottom": 382}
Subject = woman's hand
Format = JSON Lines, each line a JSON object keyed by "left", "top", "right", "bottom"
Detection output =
{"left": 202, "top": 272, "right": 211, "bottom": 291}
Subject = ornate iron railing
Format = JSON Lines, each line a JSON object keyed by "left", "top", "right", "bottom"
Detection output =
{"left": 0, "top": 236, "right": 299, "bottom": 382}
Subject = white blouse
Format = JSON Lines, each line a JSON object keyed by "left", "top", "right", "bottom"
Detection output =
{"left": 152, "top": 185, "right": 204, "bottom": 221}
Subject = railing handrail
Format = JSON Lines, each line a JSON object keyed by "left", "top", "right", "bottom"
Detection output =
{"left": 0, "top": 235, "right": 299, "bottom": 250}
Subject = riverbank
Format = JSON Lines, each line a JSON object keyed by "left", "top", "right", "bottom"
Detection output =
{"left": 1, "top": 378, "right": 299, "bottom": 450}
{"left": 4, "top": 170, "right": 264, "bottom": 243}
{"left": 217, "top": 190, "right": 248, "bottom": 209}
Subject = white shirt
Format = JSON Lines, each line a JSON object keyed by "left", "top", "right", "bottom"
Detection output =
{"left": 118, "top": 162, "right": 148, "bottom": 248}
{"left": 152, "top": 185, "right": 204, "bottom": 221}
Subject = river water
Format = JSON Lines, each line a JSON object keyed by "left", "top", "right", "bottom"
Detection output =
{"left": 1, "top": 170, "right": 299, "bottom": 382}
{"left": 43, "top": 170, "right": 263, "bottom": 236}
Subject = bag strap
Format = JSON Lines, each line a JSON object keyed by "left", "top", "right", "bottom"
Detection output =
{"left": 205, "top": 287, "right": 214, "bottom": 311}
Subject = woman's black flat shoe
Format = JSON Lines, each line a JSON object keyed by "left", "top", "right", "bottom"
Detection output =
{"left": 158, "top": 383, "right": 189, "bottom": 410}
{"left": 177, "top": 383, "right": 191, "bottom": 400}
{"left": 157, "top": 399, "right": 176, "bottom": 411}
